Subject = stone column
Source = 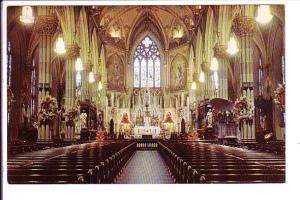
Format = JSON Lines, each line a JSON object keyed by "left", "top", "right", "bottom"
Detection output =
{"left": 214, "top": 44, "right": 228, "bottom": 99}
{"left": 202, "top": 62, "right": 211, "bottom": 99}
{"left": 64, "top": 43, "right": 80, "bottom": 141}
{"left": 82, "top": 62, "right": 93, "bottom": 100}
{"left": 65, "top": 43, "right": 80, "bottom": 110}
{"left": 34, "top": 14, "right": 58, "bottom": 142}
{"left": 233, "top": 15, "right": 256, "bottom": 142}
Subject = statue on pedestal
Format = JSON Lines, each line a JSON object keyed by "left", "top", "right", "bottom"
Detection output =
{"left": 206, "top": 109, "right": 213, "bottom": 128}
{"left": 80, "top": 113, "right": 88, "bottom": 129}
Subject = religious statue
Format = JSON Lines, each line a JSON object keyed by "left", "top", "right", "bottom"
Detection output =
{"left": 177, "top": 63, "right": 185, "bottom": 86}
{"left": 80, "top": 113, "right": 88, "bottom": 129}
{"left": 206, "top": 109, "right": 213, "bottom": 128}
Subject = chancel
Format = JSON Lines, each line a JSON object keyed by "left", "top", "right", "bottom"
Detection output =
{"left": 6, "top": 4, "right": 285, "bottom": 184}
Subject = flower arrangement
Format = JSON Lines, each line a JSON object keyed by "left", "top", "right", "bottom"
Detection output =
{"left": 233, "top": 96, "right": 254, "bottom": 123}
{"left": 35, "top": 95, "right": 59, "bottom": 126}
{"left": 274, "top": 84, "right": 285, "bottom": 112}
{"left": 66, "top": 107, "right": 79, "bottom": 126}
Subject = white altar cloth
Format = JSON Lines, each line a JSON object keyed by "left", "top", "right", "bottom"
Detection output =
{"left": 133, "top": 126, "right": 161, "bottom": 139}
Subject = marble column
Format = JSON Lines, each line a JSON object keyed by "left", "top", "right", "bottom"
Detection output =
{"left": 214, "top": 44, "right": 228, "bottom": 99}
{"left": 82, "top": 62, "right": 93, "bottom": 100}
{"left": 202, "top": 62, "right": 211, "bottom": 99}
{"left": 233, "top": 15, "right": 256, "bottom": 142}
{"left": 34, "top": 14, "right": 58, "bottom": 142}
{"left": 65, "top": 43, "right": 80, "bottom": 141}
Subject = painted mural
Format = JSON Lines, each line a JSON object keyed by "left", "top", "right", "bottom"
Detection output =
{"left": 107, "top": 54, "right": 125, "bottom": 91}
{"left": 171, "top": 54, "right": 187, "bottom": 91}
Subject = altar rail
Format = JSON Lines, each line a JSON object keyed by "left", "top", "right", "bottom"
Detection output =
{"left": 135, "top": 139, "right": 158, "bottom": 150}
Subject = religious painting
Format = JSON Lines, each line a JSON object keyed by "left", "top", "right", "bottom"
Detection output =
{"left": 107, "top": 54, "right": 125, "bottom": 91}
{"left": 170, "top": 54, "right": 187, "bottom": 90}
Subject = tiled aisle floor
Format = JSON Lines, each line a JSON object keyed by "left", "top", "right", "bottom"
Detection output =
{"left": 116, "top": 150, "right": 174, "bottom": 184}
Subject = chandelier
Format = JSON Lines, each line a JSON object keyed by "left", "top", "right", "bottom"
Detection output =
{"left": 54, "top": 37, "right": 66, "bottom": 55}
{"left": 226, "top": 37, "right": 239, "bottom": 55}
{"left": 75, "top": 57, "right": 83, "bottom": 71}
{"left": 191, "top": 81, "right": 197, "bottom": 90}
{"left": 256, "top": 5, "right": 273, "bottom": 24}
{"left": 20, "top": 6, "right": 34, "bottom": 24}
{"left": 199, "top": 71, "right": 205, "bottom": 83}
{"left": 210, "top": 57, "right": 219, "bottom": 71}
{"left": 88, "top": 71, "right": 95, "bottom": 83}
{"left": 98, "top": 81, "right": 103, "bottom": 91}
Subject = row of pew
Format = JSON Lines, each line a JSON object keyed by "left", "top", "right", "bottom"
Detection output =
{"left": 159, "top": 141, "right": 285, "bottom": 183}
{"left": 7, "top": 141, "right": 135, "bottom": 184}
{"left": 8, "top": 140, "right": 87, "bottom": 155}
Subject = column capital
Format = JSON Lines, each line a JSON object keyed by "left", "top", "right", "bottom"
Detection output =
{"left": 84, "top": 62, "right": 93, "bottom": 72}
{"left": 201, "top": 62, "right": 210, "bottom": 72}
{"left": 66, "top": 42, "right": 80, "bottom": 59}
{"left": 34, "top": 15, "right": 58, "bottom": 35}
{"left": 213, "top": 44, "right": 228, "bottom": 59}
{"left": 232, "top": 16, "right": 256, "bottom": 37}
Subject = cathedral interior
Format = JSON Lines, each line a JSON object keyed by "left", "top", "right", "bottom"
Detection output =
{"left": 5, "top": 5, "right": 286, "bottom": 185}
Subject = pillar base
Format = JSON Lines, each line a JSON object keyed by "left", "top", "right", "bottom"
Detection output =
{"left": 37, "top": 139, "right": 53, "bottom": 144}
{"left": 240, "top": 138, "right": 256, "bottom": 144}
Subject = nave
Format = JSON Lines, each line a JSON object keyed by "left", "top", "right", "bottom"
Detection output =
{"left": 5, "top": 4, "right": 286, "bottom": 185}
{"left": 7, "top": 140, "right": 285, "bottom": 184}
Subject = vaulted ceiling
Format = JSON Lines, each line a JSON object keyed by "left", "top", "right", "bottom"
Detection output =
{"left": 89, "top": 5, "right": 205, "bottom": 50}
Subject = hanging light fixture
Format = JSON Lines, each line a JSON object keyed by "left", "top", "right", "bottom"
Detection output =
{"left": 226, "top": 37, "right": 239, "bottom": 55}
{"left": 89, "top": 71, "right": 95, "bottom": 83}
{"left": 20, "top": 6, "right": 35, "bottom": 24}
{"left": 191, "top": 81, "right": 197, "bottom": 90}
{"left": 256, "top": 5, "right": 273, "bottom": 24}
{"left": 210, "top": 57, "right": 219, "bottom": 71}
{"left": 98, "top": 81, "right": 103, "bottom": 91}
{"left": 54, "top": 37, "right": 66, "bottom": 55}
{"left": 199, "top": 71, "right": 205, "bottom": 83}
{"left": 75, "top": 57, "right": 83, "bottom": 71}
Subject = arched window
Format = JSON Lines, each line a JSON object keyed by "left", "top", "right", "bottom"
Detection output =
{"left": 7, "top": 41, "right": 12, "bottom": 87}
{"left": 134, "top": 36, "right": 161, "bottom": 88}
{"left": 31, "top": 59, "right": 36, "bottom": 115}
{"left": 75, "top": 71, "right": 82, "bottom": 98}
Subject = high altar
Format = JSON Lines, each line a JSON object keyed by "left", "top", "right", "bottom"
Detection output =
{"left": 132, "top": 88, "right": 162, "bottom": 139}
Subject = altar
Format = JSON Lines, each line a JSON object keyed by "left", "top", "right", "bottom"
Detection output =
{"left": 133, "top": 126, "right": 160, "bottom": 139}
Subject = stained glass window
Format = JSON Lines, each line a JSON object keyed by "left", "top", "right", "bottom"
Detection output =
{"left": 133, "top": 36, "right": 161, "bottom": 88}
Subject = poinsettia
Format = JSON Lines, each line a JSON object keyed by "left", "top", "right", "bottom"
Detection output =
{"left": 274, "top": 84, "right": 285, "bottom": 112}
{"left": 66, "top": 107, "right": 79, "bottom": 126}
{"left": 233, "top": 96, "right": 254, "bottom": 122}
{"left": 35, "top": 95, "right": 59, "bottom": 126}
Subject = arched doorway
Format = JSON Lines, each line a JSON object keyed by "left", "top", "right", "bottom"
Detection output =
{"left": 181, "top": 118, "right": 186, "bottom": 134}
{"left": 109, "top": 119, "right": 114, "bottom": 137}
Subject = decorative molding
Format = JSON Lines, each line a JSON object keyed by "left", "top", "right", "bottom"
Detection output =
{"left": 66, "top": 43, "right": 80, "bottom": 59}
{"left": 232, "top": 16, "right": 256, "bottom": 37}
{"left": 34, "top": 15, "right": 58, "bottom": 35}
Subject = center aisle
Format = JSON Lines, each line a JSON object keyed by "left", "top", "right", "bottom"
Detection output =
{"left": 116, "top": 151, "right": 174, "bottom": 184}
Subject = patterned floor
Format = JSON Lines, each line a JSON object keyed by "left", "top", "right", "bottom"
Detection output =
{"left": 116, "top": 151, "right": 174, "bottom": 184}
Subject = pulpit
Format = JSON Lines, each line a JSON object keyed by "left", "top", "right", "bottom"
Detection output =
{"left": 79, "top": 99, "right": 97, "bottom": 141}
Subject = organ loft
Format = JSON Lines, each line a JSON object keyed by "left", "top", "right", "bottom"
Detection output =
{"left": 5, "top": 4, "right": 285, "bottom": 186}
